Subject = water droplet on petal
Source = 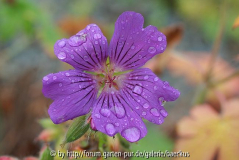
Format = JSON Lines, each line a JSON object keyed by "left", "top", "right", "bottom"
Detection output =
{"left": 163, "top": 81, "right": 169, "bottom": 89}
{"left": 78, "top": 85, "right": 82, "bottom": 88}
{"left": 100, "top": 108, "right": 111, "bottom": 117}
{"left": 102, "top": 41, "right": 105, "bottom": 44}
{"left": 84, "top": 56, "right": 88, "bottom": 61}
{"left": 115, "top": 122, "right": 119, "bottom": 126}
{"left": 154, "top": 77, "right": 159, "bottom": 82}
{"left": 131, "top": 45, "right": 135, "bottom": 50}
{"left": 86, "top": 25, "right": 91, "bottom": 30}
{"left": 122, "top": 127, "right": 140, "bottom": 142}
{"left": 70, "top": 54, "right": 74, "bottom": 59}
{"left": 144, "top": 75, "right": 149, "bottom": 80}
{"left": 69, "top": 35, "right": 86, "bottom": 46}
{"left": 143, "top": 103, "right": 149, "bottom": 109}
{"left": 105, "top": 124, "right": 116, "bottom": 136}
{"left": 53, "top": 76, "right": 57, "bottom": 80}
{"left": 95, "top": 114, "right": 100, "bottom": 119}
{"left": 136, "top": 106, "right": 139, "bottom": 109}
{"left": 95, "top": 41, "right": 98, "bottom": 45}
{"left": 158, "top": 36, "right": 162, "bottom": 41}
{"left": 43, "top": 76, "right": 49, "bottom": 81}
{"left": 59, "top": 83, "right": 63, "bottom": 87}
{"left": 158, "top": 118, "right": 164, "bottom": 124}
{"left": 154, "top": 86, "right": 158, "bottom": 90}
{"left": 94, "top": 33, "right": 102, "bottom": 39}
{"left": 148, "top": 46, "right": 156, "bottom": 54}
{"left": 132, "top": 85, "right": 143, "bottom": 95}
{"left": 58, "top": 41, "right": 66, "bottom": 48}
{"left": 160, "top": 109, "right": 168, "bottom": 117}
{"left": 142, "top": 112, "right": 146, "bottom": 116}
{"left": 150, "top": 108, "right": 160, "bottom": 116}
{"left": 138, "top": 55, "right": 142, "bottom": 59}
{"left": 57, "top": 52, "right": 66, "bottom": 60}
{"left": 113, "top": 103, "right": 125, "bottom": 118}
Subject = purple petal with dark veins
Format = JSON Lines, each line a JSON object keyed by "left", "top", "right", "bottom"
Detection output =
{"left": 120, "top": 68, "right": 180, "bottom": 124}
{"left": 109, "top": 11, "right": 167, "bottom": 71}
{"left": 92, "top": 92, "right": 147, "bottom": 142}
{"left": 42, "top": 70, "right": 97, "bottom": 124}
{"left": 54, "top": 24, "right": 108, "bottom": 72}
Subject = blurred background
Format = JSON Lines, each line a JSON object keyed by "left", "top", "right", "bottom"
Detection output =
{"left": 0, "top": 0, "right": 239, "bottom": 159}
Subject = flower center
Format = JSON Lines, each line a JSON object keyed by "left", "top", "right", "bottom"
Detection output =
{"left": 85, "top": 57, "right": 132, "bottom": 97}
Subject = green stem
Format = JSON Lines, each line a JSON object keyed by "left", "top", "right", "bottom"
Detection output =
{"left": 204, "top": 0, "right": 226, "bottom": 82}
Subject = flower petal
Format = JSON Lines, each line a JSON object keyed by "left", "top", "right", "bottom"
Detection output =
{"left": 109, "top": 11, "right": 167, "bottom": 70}
{"left": 120, "top": 68, "right": 180, "bottom": 124}
{"left": 92, "top": 92, "right": 147, "bottom": 142}
{"left": 54, "top": 24, "right": 108, "bottom": 72}
{"left": 42, "top": 70, "right": 97, "bottom": 124}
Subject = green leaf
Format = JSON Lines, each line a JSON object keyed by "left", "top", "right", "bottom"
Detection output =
{"left": 40, "top": 147, "right": 54, "bottom": 160}
{"left": 62, "top": 115, "right": 90, "bottom": 145}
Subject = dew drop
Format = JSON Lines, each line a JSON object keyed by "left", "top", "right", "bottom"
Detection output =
{"left": 150, "top": 108, "right": 160, "bottom": 116}
{"left": 95, "top": 114, "right": 100, "bottom": 119}
{"left": 158, "top": 36, "right": 162, "bottom": 41}
{"left": 138, "top": 55, "right": 142, "bottom": 59}
{"left": 154, "top": 77, "right": 159, "bottom": 82}
{"left": 84, "top": 56, "right": 88, "bottom": 61}
{"left": 148, "top": 47, "right": 156, "bottom": 54}
{"left": 94, "top": 33, "right": 102, "bottom": 39}
{"left": 43, "top": 76, "right": 49, "bottom": 81}
{"left": 132, "top": 85, "right": 143, "bottom": 95}
{"left": 142, "top": 112, "right": 147, "bottom": 116}
{"left": 102, "top": 41, "right": 105, "bottom": 44}
{"left": 163, "top": 81, "right": 169, "bottom": 89}
{"left": 158, "top": 118, "right": 164, "bottom": 124}
{"left": 70, "top": 54, "right": 74, "bottom": 59}
{"left": 58, "top": 41, "right": 66, "bottom": 48}
{"left": 59, "top": 83, "right": 63, "bottom": 87}
{"left": 122, "top": 127, "right": 140, "bottom": 142}
{"left": 105, "top": 124, "right": 116, "bottom": 136}
{"left": 86, "top": 25, "right": 91, "bottom": 30}
{"left": 136, "top": 106, "right": 139, "bottom": 109}
{"left": 57, "top": 52, "right": 66, "bottom": 60}
{"left": 53, "top": 76, "right": 57, "bottom": 80}
{"left": 131, "top": 45, "right": 135, "bottom": 50}
{"left": 160, "top": 109, "right": 168, "bottom": 117}
{"left": 69, "top": 35, "right": 86, "bottom": 46}
{"left": 144, "top": 75, "right": 149, "bottom": 80}
{"left": 115, "top": 122, "right": 119, "bottom": 127}
{"left": 143, "top": 103, "right": 149, "bottom": 109}
{"left": 113, "top": 103, "right": 125, "bottom": 118}
{"left": 154, "top": 86, "right": 158, "bottom": 90}
{"left": 100, "top": 108, "right": 111, "bottom": 117}
{"left": 78, "top": 85, "right": 82, "bottom": 88}
{"left": 65, "top": 72, "right": 70, "bottom": 76}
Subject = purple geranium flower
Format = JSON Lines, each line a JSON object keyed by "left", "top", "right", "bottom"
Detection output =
{"left": 42, "top": 11, "right": 180, "bottom": 142}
